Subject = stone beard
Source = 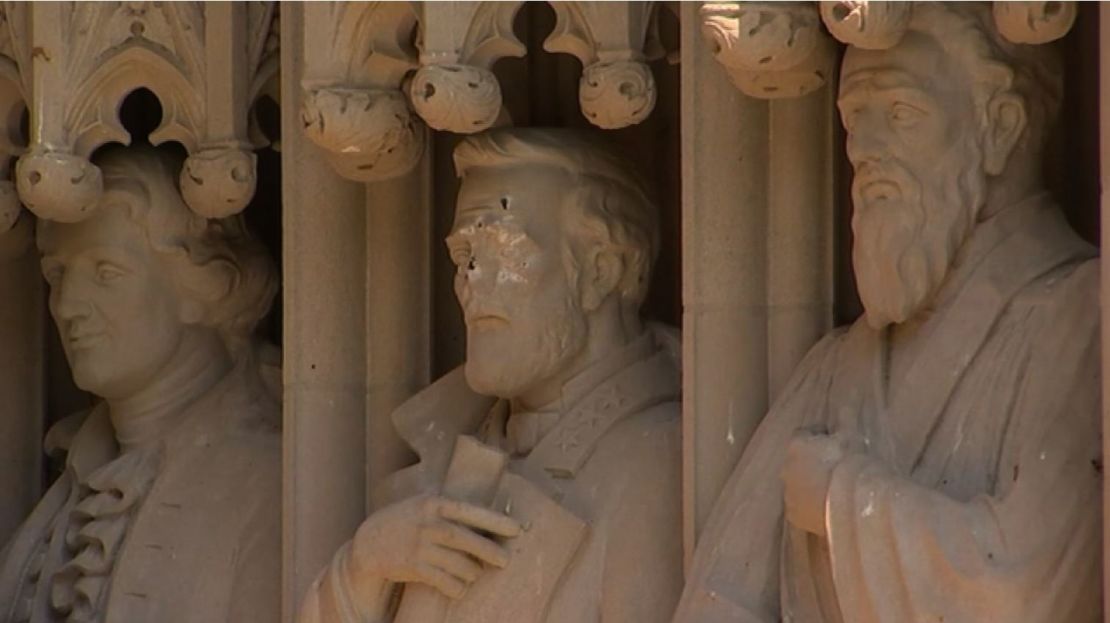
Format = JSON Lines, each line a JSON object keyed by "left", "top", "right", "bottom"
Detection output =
{"left": 673, "top": 4, "right": 1102, "bottom": 623}
{"left": 460, "top": 236, "right": 589, "bottom": 401}
{"left": 851, "top": 129, "right": 985, "bottom": 328}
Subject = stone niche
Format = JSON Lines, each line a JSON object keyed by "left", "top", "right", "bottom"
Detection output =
{"left": 0, "top": 2, "right": 1104, "bottom": 623}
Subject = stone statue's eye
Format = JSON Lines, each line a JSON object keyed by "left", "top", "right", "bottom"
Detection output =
{"left": 96, "top": 263, "right": 125, "bottom": 284}
{"left": 890, "top": 102, "right": 925, "bottom": 125}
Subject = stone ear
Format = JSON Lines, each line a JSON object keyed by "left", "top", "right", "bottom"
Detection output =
{"left": 983, "top": 92, "right": 1028, "bottom": 176}
{"left": 581, "top": 248, "right": 623, "bottom": 313}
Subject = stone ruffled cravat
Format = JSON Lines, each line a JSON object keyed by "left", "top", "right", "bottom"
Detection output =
{"left": 49, "top": 445, "right": 162, "bottom": 622}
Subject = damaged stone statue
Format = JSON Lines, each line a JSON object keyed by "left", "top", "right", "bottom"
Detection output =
{"left": 300, "top": 128, "right": 683, "bottom": 623}
{"left": 675, "top": 3, "right": 1102, "bottom": 622}
{"left": 0, "top": 145, "right": 282, "bottom": 622}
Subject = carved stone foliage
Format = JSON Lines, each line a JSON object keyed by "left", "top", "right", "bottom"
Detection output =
{"left": 544, "top": 1, "right": 659, "bottom": 129}
{"left": 705, "top": 1, "right": 1079, "bottom": 100}
{"left": 0, "top": 3, "right": 28, "bottom": 234}
{"left": 700, "top": 2, "right": 836, "bottom": 99}
{"left": 410, "top": 2, "right": 526, "bottom": 134}
{"left": 301, "top": 2, "right": 426, "bottom": 183}
{"left": 9, "top": 1, "right": 277, "bottom": 224}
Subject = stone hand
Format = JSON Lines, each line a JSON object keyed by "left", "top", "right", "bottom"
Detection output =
{"left": 348, "top": 494, "right": 522, "bottom": 600}
{"left": 781, "top": 432, "right": 852, "bottom": 537}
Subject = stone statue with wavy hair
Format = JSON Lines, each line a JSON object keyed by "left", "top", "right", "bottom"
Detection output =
{"left": 300, "top": 128, "right": 683, "bottom": 623}
{"left": 675, "top": 4, "right": 1101, "bottom": 622}
{"left": 0, "top": 145, "right": 281, "bottom": 623}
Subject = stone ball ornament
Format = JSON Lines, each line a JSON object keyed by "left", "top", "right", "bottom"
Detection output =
{"left": 701, "top": 2, "right": 824, "bottom": 73}
{"left": 409, "top": 63, "right": 502, "bottom": 134}
{"left": 301, "top": 87, "right": 426, "bottom": 183}
{"left": 179, "top": 146, "right": 257, "bottom": 219}
{"left": 819, "top": 1, "right": 912, "bottom": 50}
{"left": 579, "top": 60, "right": 657, "bottom": 130}
{"left": 15, "top": 149, "right": 104, "bottom": 224}
{"left": 993, "top": 1, "right": 1077, "bottom": 45}
{"left": 700, "top": 2, "right": 835, "bottom": 99}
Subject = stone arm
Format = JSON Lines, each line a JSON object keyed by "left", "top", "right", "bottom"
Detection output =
{"left": 298, "top": 543, "right": 395, "bottom": 623}
{"left": 824, "top": 321, "right": 1101, "bottom": 622}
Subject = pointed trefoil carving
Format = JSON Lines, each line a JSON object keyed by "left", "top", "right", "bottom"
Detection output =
{"left": 12, "top": 1, "right": 277, "bottom": 223}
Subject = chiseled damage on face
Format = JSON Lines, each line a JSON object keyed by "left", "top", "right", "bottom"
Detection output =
{"left": 447, "top": 165, "right": 588, "bottom": 401}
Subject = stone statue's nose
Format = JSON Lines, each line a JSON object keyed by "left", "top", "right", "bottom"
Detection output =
{"left": 846, "top": 127, "right": 887, "bottom": 169}
{"left": 53, "top": 275, "right": 93, "bottom": 321}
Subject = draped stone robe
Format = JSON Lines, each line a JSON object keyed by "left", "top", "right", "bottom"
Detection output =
{"left": 674, "top": 198, "right": 1102, "bottom": 623}
{"left": 0, "top": 356, "right": 281, "bottom": 623}
{"left": 301, "top": 327, "right": 684, "bottom": 623}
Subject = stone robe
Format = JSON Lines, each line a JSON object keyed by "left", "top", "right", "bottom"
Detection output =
{"left": 301, "top": 328, "right": 684, "bottom": 623}
{"left": 0, "top": 355, "right": 281, "bottom": 623}
{"left": 674, "top": 198, "right": 1102, "bottom": 623}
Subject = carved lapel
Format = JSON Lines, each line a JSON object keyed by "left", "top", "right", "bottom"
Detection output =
{"left": 885, "top": 204, "right": 1093, "bottom": 475}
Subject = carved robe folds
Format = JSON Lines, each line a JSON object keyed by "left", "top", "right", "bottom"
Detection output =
{"left": 301, "top": 328, "right": 684, "bottom": 623}
{"left": 675, "top": 198, "right": 1102, "bottom": 623}
{"left": 0, "top": 358, "right": 281, "bottom": 623}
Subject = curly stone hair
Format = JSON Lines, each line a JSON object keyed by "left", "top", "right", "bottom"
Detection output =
{"left": 39, "top": 144, "right": 278, "bottom": 354}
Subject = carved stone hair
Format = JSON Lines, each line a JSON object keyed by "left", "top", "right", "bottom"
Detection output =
{"left": 909, "top": 2, "right": 1063, "bottom": 157}
{"left": 41, "top": 145, "right": 278, "bottom": 353}
{"left": 453, "top": 128, "right": 660, "bottom": 312}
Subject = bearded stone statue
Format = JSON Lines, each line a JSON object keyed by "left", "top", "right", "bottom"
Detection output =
{"left": 0, "top": 146, "right": 281, "bottom": 623}
{"left": 675, "top": 3, "right": 1101, "bottom": 622}
{"left": 300, "top": 128, "right": 684, "bottom": 623}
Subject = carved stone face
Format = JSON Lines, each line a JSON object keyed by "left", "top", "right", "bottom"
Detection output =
{"left": 38, "top": 197, "right": 189, "bottom": 400}
{"left": 448, "top": 165, "right": 588, "bottom": 400}
{"left": 839, "top": 30, "right": 987, "bottom": 328}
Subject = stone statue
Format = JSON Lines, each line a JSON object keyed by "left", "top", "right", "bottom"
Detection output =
{"left": 299, "top": 128, "right": 683, "bottom": 623}
{"left": 675, "top": 3, "right": 1101, "bottom": 622}
{"left": 0, "top": 146, "right": 281, "bottom": 623}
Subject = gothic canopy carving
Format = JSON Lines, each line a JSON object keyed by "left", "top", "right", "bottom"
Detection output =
{"left": 703, "top": 1, "right": 1078, "bottom": 99}
{"left": 0, "top": 1, "right": 277, "bottom": 227}
{"left": 301, "top": 1, "right": 668, "bottom": 185}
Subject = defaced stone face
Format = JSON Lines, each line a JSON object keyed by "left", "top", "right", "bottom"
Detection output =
{"left": 299, "top": 129, "right": 683, "bottom": 623}
{"left": 448, "top": 165, "right": 588, "bottom": 402}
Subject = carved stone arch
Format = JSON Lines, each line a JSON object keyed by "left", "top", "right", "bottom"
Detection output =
{"left": 66, "top": 47, "right": 203, "bottom": 156}
{"left": 15, "top": 1, "right": 275, "bottom": 222}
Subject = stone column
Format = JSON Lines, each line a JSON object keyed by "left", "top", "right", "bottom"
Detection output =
{"left": 281, "top": 5, "right": 368, "bottom": 619}
{"left": 0, "top": 216, "right": 43, "bottom": 545}
{"left": 364, "top": 161, "right": 432, "bottom": 508}
{"left": 680, "top": 0, "right": 770, "bottom": 567}
{"left": 766, "top": 92, "right": 836, "bottom": 400}
{"left": 1099, "top": 3, "right": 1110, "bottom": 616}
